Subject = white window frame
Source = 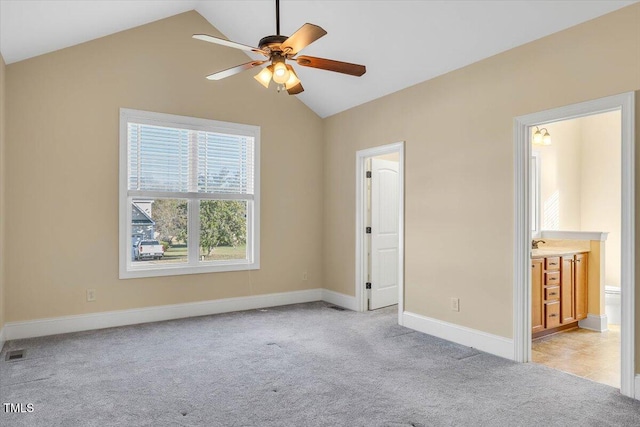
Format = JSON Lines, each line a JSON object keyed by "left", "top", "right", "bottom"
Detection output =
{"left": 119, "top": 108, "right": 260, "bottom": 279}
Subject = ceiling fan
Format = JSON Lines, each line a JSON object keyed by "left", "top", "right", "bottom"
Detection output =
{"left": 193, "top": 0, "right": 366, "bottom": 95}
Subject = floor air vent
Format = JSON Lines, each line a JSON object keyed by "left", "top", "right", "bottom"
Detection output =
{"left": 5, "top": 349, "right": 26, "bottom": 362}
{"left": 329, "top": 305, "right": 345, "bottom": 311}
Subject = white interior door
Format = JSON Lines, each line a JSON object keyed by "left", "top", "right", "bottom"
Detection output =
{"left": 369, "top": 158, "right": 400, "bottom": 310}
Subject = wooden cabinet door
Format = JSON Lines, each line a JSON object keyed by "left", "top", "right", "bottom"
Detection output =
{"left": 545, "top": 301, "right": 561, "bottom": 328}
{"left": 574, "top": 253, "right": 588, "bottom": 320}
{"left": 531, "top": 259, "right": 544, "bottom": 333}
{"left": 561, "top": 256, "right": 575, "bottom": 323}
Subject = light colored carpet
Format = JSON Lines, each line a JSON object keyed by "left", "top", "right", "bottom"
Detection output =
{"left": 1, "top": 302, "right": 639, "bottom": 426}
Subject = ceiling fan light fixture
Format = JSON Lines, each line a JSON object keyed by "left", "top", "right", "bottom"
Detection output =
{"left": 193, "top": 0, "right": 365, "bottom": 96}
{"left": 272, "top": 61, "right": 290, "bottom": 84}
{"left": 284, "top": 65, "right": 300, "bottom": 89}
{"left": 254, "top": 65, "right": 274, "bottom": 88}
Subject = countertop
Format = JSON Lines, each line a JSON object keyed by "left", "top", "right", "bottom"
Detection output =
{"left": 531, "top": 247, "right": 589, "bottom": 258}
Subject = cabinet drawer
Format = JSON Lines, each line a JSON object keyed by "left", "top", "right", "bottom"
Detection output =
{"left": 545, "top": 286, "right": 560, "bottom": 301}
{"left": 545, "top": 301, "right": 561, "bottom": 328}
{"left": 545, "top": 257, "right": 561, "bottom": 271}
{"left": 545, "top": 272, "right": 560, "bottom": 286}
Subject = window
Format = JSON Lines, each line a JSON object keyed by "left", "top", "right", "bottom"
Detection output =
{"left": 119, "top": 109, "right": 260, "bottom": 278}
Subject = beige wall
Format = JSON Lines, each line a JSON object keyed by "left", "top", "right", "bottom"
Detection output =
{"left": 537, "top": 119, "right": 582, "bottom": 231}
{"left": 323, "top": 3, "right": 640, "bottom": 343}
{"left": 4, "top": 11, "right": 324, "bottom": 322}
{"left": 0, "top": 54, "right": 5, "bottom": 333}
{"left": 580, "top": 111, "right": 622, "bottom": 288}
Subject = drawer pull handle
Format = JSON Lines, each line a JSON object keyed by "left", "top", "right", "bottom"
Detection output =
{"left": 576, "top": 260, "right": 581, "bottom": 263}
{"left": 550, "top": 262, "right": 558, "bottom": 266}
{"left": 549, "top": 313, "right": 558, "bottom": 318}
{"left": 549, "top": 292, "right": 557, "bottom": 296}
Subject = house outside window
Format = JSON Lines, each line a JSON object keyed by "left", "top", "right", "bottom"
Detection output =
{"left": 131, "top": 200, "right": 155, "bottom": 244}
{"left": 119, "top": 109, "right": 260, "bottom": 279}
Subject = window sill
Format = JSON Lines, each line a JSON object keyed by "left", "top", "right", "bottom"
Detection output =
{"left": 119, "top": 261, "right": 260, "bottom": 279}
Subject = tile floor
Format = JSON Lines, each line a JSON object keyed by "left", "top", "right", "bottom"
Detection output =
{"left": 532, "top": 325, "right": 620, "bottom": 388}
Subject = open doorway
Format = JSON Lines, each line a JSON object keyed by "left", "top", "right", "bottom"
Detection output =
{"left": 513, "top": 92, "right": 635, "bottom": 398}
{"left": 528, "top": 111, "right": 621, "bottom": 388}
{"left": 355, "top": 142, "right": 405, "bottom": 324}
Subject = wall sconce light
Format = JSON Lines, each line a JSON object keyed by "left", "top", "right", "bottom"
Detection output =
{"left": 532, "top": 126, "right": 551, "bottom": 146}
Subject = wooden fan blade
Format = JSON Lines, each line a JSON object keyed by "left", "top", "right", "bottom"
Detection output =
{"left": 281, "top": 23, "right": 327, "bottom": 55}
{"left": 287, "top": 82, "right": 304, "bottom": 95}
{"left": 193, "top": 34, "right": 267, "bottom": 55}
{"left": 295, "top": 56, "right": 366, "bottom": 76}
{"left": 206, "top": 60, "right": 267, "bottom": 81}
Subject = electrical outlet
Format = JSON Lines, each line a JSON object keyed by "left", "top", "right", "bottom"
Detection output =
{"left": 87, "top": 289, "right": 96, "bottom": 302}
{"left": 302, "top": 271, "right": 308, "bottom": 281}
{"left": 451, "top": 297, "right": 460, "bottom": 312}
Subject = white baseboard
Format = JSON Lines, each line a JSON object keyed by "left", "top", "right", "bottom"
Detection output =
{"left": 321, "top": 289, "right": 358, "bottom": 311}
{"left": 579, "top": 314, "right": 608, "bottom": 332}
{"left": 4, "top": 288, "right": 324, "bottom": 341}
{"left": 0, "top": 326, "right": 5, "bottom": 351}
{"left": 635, "top": 375, "right": 640, "bottom": 401}
{"left": 402, "top": 311, "right": 514, "bottom": 360}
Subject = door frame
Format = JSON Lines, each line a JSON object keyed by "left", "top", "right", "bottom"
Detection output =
{"left": 513, "top": 92, "right": 635, "bottom": 398}
{"left": 355, "top": 142, "right": 405, "bottom": 324}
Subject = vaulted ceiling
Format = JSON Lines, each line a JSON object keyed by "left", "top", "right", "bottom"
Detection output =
{"left": 0, "top": 0, "right": 635, "bottom": 117}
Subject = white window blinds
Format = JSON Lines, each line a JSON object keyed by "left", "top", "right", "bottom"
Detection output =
{"left": 128, "top": 123, "right": 255, "bottom": 196}
{"left": 197, "top": 132, "right": 254, "bottom": 195}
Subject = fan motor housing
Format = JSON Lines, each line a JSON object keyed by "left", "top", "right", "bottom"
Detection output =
{"left": 258, "top": 35, "right": 288, "bottom": 53}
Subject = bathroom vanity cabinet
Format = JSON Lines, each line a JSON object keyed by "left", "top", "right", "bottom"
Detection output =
{"left": 531, "top": 252, "right": 587, "bottom": 338}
